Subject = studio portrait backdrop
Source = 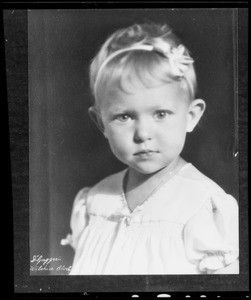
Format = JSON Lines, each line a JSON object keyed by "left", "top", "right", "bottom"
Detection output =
{"left": 28, "top": 9, "right": 239, "bottom": 276}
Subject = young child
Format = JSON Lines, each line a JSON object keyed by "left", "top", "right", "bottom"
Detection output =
{"left": 61, "top": 23, "right": 239, "bottom": 275}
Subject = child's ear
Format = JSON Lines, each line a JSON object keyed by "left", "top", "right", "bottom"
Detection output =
{"left": 88, "top": 106, "right": 106, "bottom": 136}
{"left": 186, "top": 99, "right": 206, "bottom": 132}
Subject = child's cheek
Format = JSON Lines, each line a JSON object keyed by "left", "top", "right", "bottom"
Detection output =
{"left": 106, "top": 124, "right": 131, "bottom": 145}
{"left": 107, "top": 123, "right": 132, "bottom": 137}
{"left": 106, "top": 131, "right": 132, "bottom": 164}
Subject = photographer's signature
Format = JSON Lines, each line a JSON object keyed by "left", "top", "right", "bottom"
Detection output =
{"left": 30, "top": 255, "right": 72, "bottom": 274}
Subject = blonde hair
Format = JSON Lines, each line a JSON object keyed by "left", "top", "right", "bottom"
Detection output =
{"left": 90, "top": 23, "right": 197, "bottom": 105}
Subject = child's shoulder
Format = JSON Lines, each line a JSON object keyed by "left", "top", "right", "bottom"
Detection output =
{"left": 176, "top": 163, "right": 238, "bottom": 220}
{"left": 178, "top": 163, "right": 232, "bottom": 196}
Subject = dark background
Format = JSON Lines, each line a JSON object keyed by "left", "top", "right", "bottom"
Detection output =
{"left": 4, "top": 7, "right": 248, "bottom": 293}
{"left": 29, "top": 9, "right": 239, "bottom": 275}
{"left": 30, "top": 9, "right": 238, "bottom": 273}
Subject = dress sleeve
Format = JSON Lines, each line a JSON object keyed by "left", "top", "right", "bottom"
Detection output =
{"left": 183, "top": 192, "right": 239, "bottom": 274}
{"left": 61, "top": 187, "right": 90, "bottom": 250}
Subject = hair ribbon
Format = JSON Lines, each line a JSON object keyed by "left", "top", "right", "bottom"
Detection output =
{"left": 94, "top": 42, "right": 194, "bottom": 94}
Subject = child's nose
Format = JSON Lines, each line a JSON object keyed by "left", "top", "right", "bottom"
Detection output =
{"left": 133, "top": 119, "right": 152, "bottom": 143}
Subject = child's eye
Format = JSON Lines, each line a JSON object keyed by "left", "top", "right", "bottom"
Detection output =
{"left": 154, "top": 110, "right": 172, "bottom": 119}
{"left": 115, "top": 114, "right": 131, "bottom": 122}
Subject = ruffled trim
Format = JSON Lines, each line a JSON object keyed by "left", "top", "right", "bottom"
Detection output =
{"left": 61, "top": 233, "right": 73, "bottom": 246}
{"left": 198, "top": 249, "right": 239, "bottom": 273}
{"left": 61, "top": 187, "right": 90, "bottom": 250}
{"left": 184, "top": 191, "right": 239, "bottom": 274}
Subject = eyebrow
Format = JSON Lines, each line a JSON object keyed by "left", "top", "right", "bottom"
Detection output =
{"left": 109, "top": 104, "right": 175, "bottom": 112}
{"left": 150, "top": 105, "right": 175, "bottom": 111}
{"left": 107, "top": 106, "right": 176, "bottom": 120}
{"left": 110, "top": 109, "right": 136, "bottom": 116}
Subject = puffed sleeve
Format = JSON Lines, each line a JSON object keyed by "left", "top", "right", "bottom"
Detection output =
{"left": 61, "top": 187, "right": 90, "bottom": 250}
{"left": 183, "top": 192, "right": 239, "bottom": 274}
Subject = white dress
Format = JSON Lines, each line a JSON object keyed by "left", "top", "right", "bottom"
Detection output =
{"left": 61, "top": 163, "right": 239, "bottom": 275}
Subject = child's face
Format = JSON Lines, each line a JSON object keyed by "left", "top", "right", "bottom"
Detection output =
{"left": 97, "top": 83, "right": 199, "bottom": 175}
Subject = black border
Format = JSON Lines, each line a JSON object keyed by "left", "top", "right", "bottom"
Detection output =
{"left": 1, "top": 0, "right": 250, "bottom": 9}
{"left": 2, "top": 1, "right": 249, "bottom": 299}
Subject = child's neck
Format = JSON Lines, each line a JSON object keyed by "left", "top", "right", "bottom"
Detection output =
{"left": 127, "top": 156, "right": 184, "bottom": 189}
{"left": 124, "top": 156, "right": 186, "bottom": 212}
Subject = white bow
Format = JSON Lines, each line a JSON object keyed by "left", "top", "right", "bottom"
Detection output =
{"left": 154, "top": 40, "right": 194, "bottom": 77}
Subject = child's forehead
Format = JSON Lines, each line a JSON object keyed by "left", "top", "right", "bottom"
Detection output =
{"left": 98, "top": 82, "right": 190, "bottom": 109}
{"left": 109, "top": 80, "right": 187, "bottom": 97}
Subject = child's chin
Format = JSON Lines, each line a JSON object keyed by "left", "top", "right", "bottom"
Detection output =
{"left": 131, "top": 164, "right": 164, "bottom": 175}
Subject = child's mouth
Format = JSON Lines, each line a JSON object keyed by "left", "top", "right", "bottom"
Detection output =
{"left": 134, "top": 150, "right": 158, "bottom": 157}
